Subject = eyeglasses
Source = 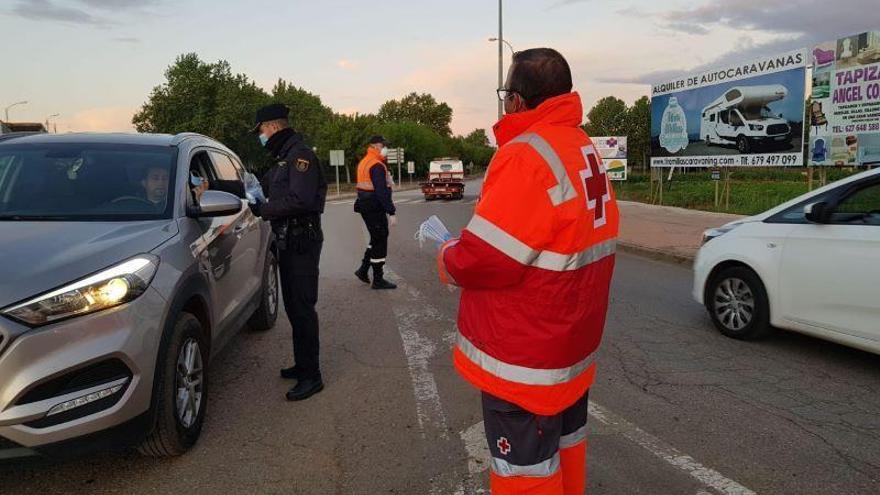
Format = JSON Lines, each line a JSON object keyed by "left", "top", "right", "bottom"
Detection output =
{"left": 496, "top": 88, "right": 519, "bottom": 102}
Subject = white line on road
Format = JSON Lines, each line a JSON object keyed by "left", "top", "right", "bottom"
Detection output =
{"left": 588, "top": 402, "right": 756, "bottom": 495}
{"left": 385, "top": 268, "right": 450, "bottom": 440}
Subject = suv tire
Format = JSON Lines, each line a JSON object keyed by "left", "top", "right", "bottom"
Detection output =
{"left": 139, "top": 312, "right": 208, "bottom": 457}
{"left": 248, "top": 249, "right": 279, "bottom": 331}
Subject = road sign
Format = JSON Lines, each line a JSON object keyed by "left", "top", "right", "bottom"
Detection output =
{"left": 407, "top": 161, "right": 415, "bottom": 174}
{"left": 711, "top": 169, "right": 721, "bottom": 181}
{"left": 386, "top": 148, "right": 404, "bottom": 165}
{"left": 329, "top": 150, "right": 345, "bottom": 167}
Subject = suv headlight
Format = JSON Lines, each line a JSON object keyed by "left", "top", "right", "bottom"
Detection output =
{"left": 1, "top": 255, "right": 159, "bottom": 327}
{"left": 701, "top": 224, "right": 741, "bottom": 245}
{"left": 749, "top": 124, "right": 764, "bottom": 131}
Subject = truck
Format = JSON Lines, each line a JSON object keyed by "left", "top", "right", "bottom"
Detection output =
{"left": 700, "top": 84, "right": 792, "bottom": 153}
{"left": 421, "top": 158, "right": 465, "bottom": 200}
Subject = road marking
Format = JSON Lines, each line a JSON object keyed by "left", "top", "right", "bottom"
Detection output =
{"left": 385, "top": 268, "right": 450, "bottom": 440}
{"left": 460, "top": 421, "right": 490, "bottom": 475}
{"left": 588, "top": 402, "right": 756, "bottom": 495}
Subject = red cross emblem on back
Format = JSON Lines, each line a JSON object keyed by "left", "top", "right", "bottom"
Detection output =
{"left": 497, "top": 437, "right": 511, "bottom": 455}
{"left": 579, "top": 144, "right": 611, "bottom": 228}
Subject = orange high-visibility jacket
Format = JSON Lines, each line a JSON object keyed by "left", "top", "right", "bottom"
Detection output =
{"left": 442, "top": 92, "right": 619, "bottom": 415}
{"left": 356, "top": 147, "right": 393, "bottom": 191}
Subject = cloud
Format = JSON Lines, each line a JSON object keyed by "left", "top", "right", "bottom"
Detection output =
{"left": 607, "top": 0, "right": 880, "bottom": 86}
{"left": 10, "top": 0, "right": 110, "bottom": 26}
{"left": 336, "top": 59, "right": 357, "bottom": 70}
{"left": 660, "top": 0, "right": 880, "bottom": 40}
{"left": 113, "top": 36, "right": 140, "bottom": 43}
{"left": 76, "top": 0, "right": 159, "bottom": 9}
{"left": 546, "top": 0, "right": 590, "bottom": 10}
{"left": 65, "top": 106, "right": 136, "bottom": 132}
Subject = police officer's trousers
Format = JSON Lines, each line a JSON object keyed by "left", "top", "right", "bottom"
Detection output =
{"left": 277, "top": 237, "right": 322, "bottom": 378}
{"left": 482, "top": 391, "right": 589, "bottom": 495}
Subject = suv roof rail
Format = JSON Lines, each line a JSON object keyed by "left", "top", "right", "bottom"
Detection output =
{"left": 171, "top": 132, "right": 210, "bottom": 146}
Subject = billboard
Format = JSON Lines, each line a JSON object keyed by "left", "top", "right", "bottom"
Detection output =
{"left": 651, "top": 49, "right": 807, "bottom": 168}
{"left": 809, "top": 31, "right": 880, "bottom": 166}
{"left": 593, "top": 136, "right": 627, "bottom": 181}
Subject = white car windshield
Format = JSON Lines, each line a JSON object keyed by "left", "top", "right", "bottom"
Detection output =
{"left": 741, "top": 106, "right": 778, "bottom": 121}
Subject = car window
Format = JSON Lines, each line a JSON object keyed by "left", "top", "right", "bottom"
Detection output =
{"left": 0, "top": 143, "right": 176, "bottom": 221}
{"left": 730, "top": 111, "right": 744, "bottom": 127}
{"left": 720, "top": 111, "right": 729, "bottom": 125}
{"left": 209, "top": 151, "right": 241, "bottom": 181}
{"left": 831, "top": 182, "right": 880, "bottom": 226}
{"left": 766, "top": 190, "right": 835, "bottom": 224}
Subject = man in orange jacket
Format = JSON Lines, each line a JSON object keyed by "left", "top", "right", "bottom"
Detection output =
{"left": 354, "top": 135, "right": 398, "bottom": 290}
{"left": 439, "top": 48, "right": 619, "bottom": 494}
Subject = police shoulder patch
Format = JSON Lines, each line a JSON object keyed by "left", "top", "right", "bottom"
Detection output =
{"left": 296, "top": 158, "right": 310, "bottom": 172}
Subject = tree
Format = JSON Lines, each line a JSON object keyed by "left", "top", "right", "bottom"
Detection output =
{"left": 132, "top": 53, "right": 271, "bottom": 171}
{"left": 271, "top": 80, "right": 334, "bottom": 145}
{"left": 378, "top": 121, "right": 448, "bottom": 178}
{"left": 378, "top": 93, "right": 453, "bottom": 137}
{"left": 583, "top": 96, "right": 628, "bottom": 137}
{"left": 624, "top": 96, "right": 651, "bottom": 170}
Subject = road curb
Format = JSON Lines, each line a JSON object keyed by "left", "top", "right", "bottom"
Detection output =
{"left": 617, "top": 241, "right": 695, "bottom": 266}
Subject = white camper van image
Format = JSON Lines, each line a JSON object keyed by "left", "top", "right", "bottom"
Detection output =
{"left": 700, "top": 84, "right": 792, "bottom": 153}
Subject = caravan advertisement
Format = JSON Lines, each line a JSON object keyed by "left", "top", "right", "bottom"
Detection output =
{"left": 593, "top": 136, "right": 627, "bottom": 181}
{"left": 651, "top": 50, "right": 807, "bottom": 168}
{"left": 809, "top": 31, "right": 880, "bottom": 166}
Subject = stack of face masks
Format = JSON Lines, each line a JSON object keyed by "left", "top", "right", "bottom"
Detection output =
{"left": 243, "top": 172, "right": 267, "bottom": 204}
{"left": 414, "top": 215, "right": 453, "bottom": 250}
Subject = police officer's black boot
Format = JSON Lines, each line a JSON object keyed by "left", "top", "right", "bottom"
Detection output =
{"left": 286, "top": 373, "right": 324, "bottom": 401}
{"left": 280, "top": 365, "right": 305, "bottom": 380}
{"left": 371, "top": 263, "right": 397, "bottom": 290}
{"left": 354, "top": 252, "right": 371, "bottom": 284}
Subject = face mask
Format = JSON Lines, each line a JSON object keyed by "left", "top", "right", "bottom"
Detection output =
{"left": 190, "top": 172, "right": 205, "bottom": 188}
{"left": 259, "top": 133, "right": 269, "bottom": 147}
{"left": 380, "top": 147, "right": 389, "bottom": 158}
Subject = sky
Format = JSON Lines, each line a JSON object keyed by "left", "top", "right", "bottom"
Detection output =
{"left": 2, "top": 0, "right": 879, "bottom": 138}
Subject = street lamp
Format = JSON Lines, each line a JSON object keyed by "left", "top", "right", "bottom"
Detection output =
{"left": 495, "top": 0, "right": 503, "bottom": 120}
{"left": 488, "top": 37, "right": 514, "bottom": 57}
{"left": 4, "top": 101, "right": 28, "bottom": 123}
{"left": 45, "top": 113, "right": 60, "bottom": 133}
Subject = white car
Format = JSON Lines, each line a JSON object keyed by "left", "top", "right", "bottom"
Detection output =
{"left": 693, "top": 167, "right": 880, "bottom": 353}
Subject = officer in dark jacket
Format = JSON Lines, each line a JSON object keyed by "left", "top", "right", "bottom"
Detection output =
{"left": 249, "top": 103, "right": 327, "bottom": 401}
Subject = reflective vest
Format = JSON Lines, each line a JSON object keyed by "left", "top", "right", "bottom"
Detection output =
{"left": 356, "top": 147, "right": 393, "bottom": 191}
{"left": 442, "top": 92, "right": 619, "bottom": 416}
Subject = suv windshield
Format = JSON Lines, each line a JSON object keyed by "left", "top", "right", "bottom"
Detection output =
{"left": 0, "top": 143, "right": 177, "bottom": 221}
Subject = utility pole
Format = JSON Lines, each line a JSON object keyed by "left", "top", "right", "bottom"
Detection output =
{"left": 497, "top": 0, "right": 504, "bottom": 121}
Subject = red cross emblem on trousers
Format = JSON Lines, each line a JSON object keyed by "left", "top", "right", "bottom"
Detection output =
{"left": 497, "top": 437, "right": 512, "bottom": 455}
{"left": 580, "top": 145, "right": 611, "bottom": 228}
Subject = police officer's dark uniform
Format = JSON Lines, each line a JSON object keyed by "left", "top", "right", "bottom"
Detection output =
{"left": 250, "top": 104, "right": 327, "bottom": 401}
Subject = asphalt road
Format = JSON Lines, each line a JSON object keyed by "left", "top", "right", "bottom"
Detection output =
{"left": 2, "top": 180, "right": 879, "bottom": 494}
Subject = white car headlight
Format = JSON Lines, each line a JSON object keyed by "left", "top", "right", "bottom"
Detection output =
{"left": 701, "top": 224, "right": 741, "bottom": 245}
{"left": 2, "top": 255, "right": 159, "bottom": 327}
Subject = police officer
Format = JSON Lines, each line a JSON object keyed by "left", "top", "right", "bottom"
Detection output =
{"left": 353, "top": 135, "right": 397, "bottom": 290}
{"left": 249, "top": 103, "right": 327, "bottom": 401}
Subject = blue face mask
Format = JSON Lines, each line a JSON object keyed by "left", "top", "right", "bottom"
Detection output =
{"left": 259, "top": 133, "right": 269, "bottom": 147}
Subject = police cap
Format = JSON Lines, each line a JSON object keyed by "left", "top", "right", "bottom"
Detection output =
{"left": 251, "top": 103, "right": 290, "bottom": 133}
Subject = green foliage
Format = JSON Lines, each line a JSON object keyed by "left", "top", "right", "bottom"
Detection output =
{"left": 133, "top": 55, "right": 495, "bottom": 178}
{"left": 378, "top": 92, "right": 454, "bottom": 137}
{"left": 583, "top": 96, "right": 628, "bottom": 137}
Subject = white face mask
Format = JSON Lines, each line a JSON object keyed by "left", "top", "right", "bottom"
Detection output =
{"left": 380, "top": 147, "right": 389, "bottom": 158}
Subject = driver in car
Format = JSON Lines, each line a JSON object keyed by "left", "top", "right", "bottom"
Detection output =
{"left": 141, "top": 165, "right": 171, "bottom": 207}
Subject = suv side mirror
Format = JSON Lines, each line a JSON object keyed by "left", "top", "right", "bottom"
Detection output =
{"left": 188, "top": 190, "right": 242, "bottom": 218}
{"left": 804, "top": 201, "right": 832, "bottom": 224}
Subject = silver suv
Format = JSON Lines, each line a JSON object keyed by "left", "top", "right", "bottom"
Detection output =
{"left": 0, "top": 133, "right": 278, "bottom": 459}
